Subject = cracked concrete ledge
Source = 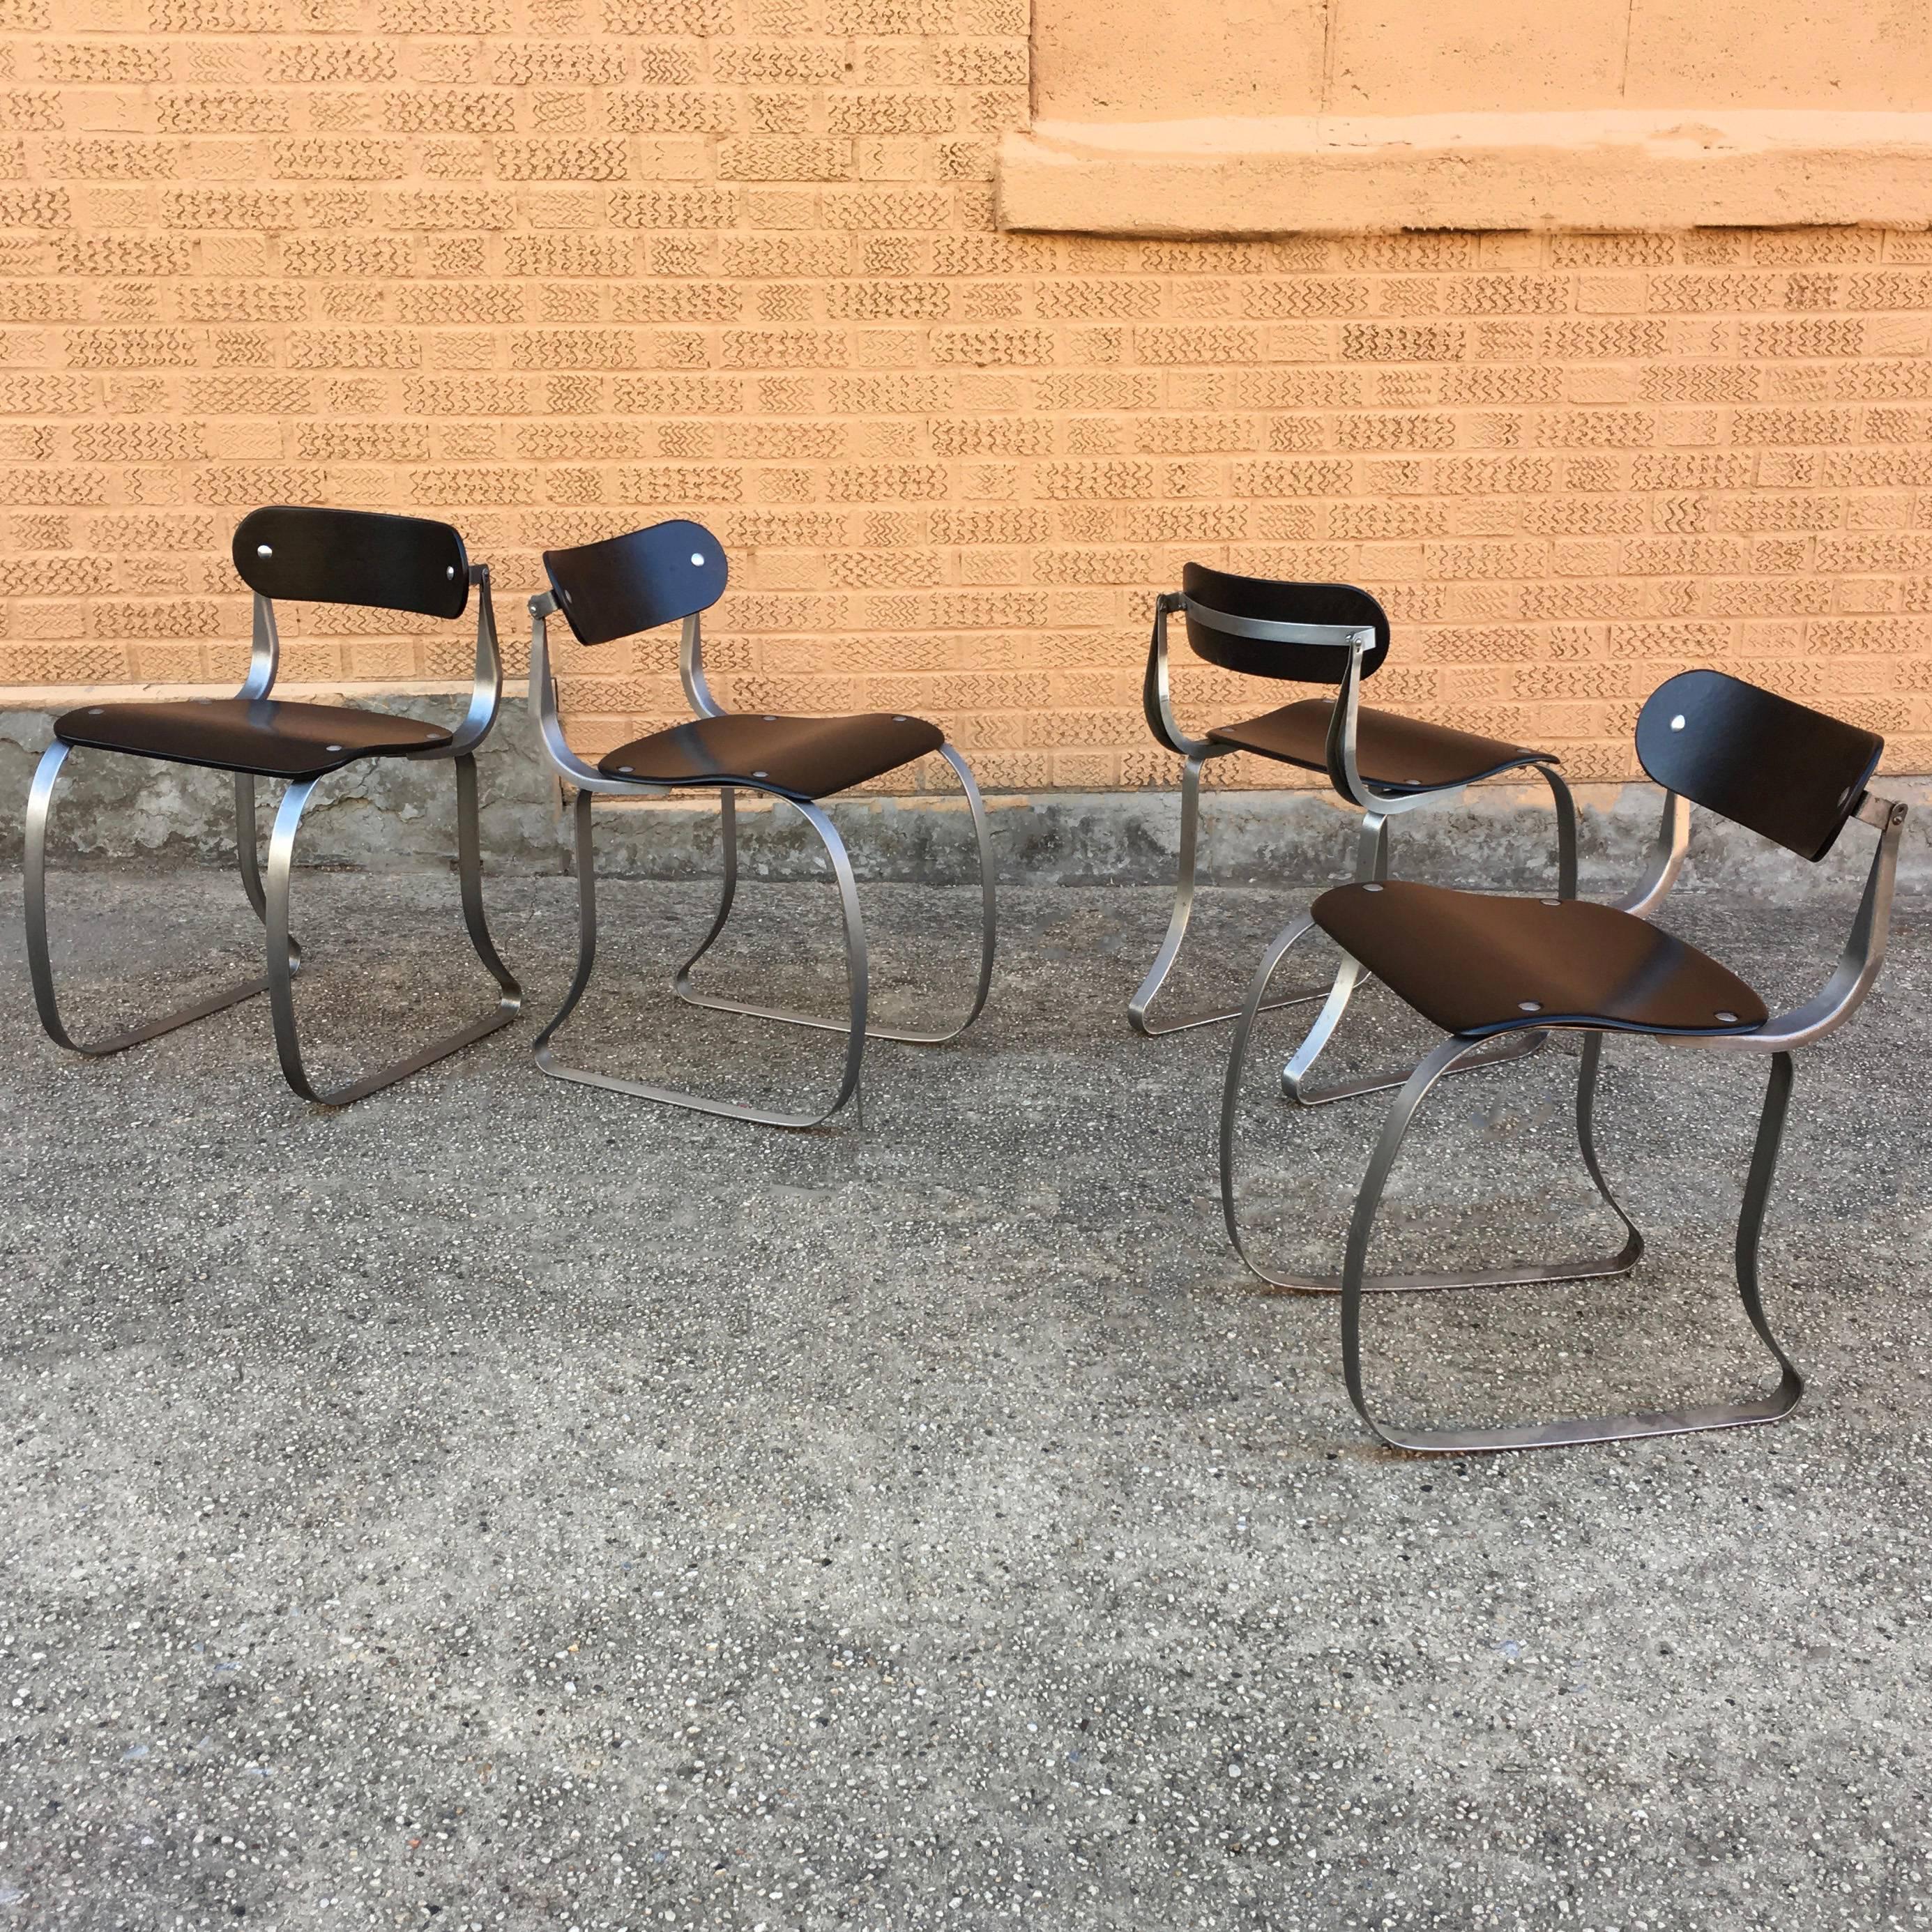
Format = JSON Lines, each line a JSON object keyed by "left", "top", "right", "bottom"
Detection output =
{"left": 3, "top": 690, "right": 1927, "bottom": 900}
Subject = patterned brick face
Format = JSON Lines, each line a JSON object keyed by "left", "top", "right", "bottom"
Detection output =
{"left": 1, "top": 3, "right": 1930, "bottom": 784}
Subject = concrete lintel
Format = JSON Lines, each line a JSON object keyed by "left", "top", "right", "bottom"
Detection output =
{"left": 998, "top": 109, "right": 1932, "bottom": 235}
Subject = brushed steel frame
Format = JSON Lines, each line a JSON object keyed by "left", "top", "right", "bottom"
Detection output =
{"left": 526, "top": 589, "right": 994, "bottom": 1128}
{"left": 24, "top": 567, "right": 522, "bottom": 1104}
{"left": 1132, "top": 591, "right": 1577, "bottom": 1109}
{"left": 1220, "top": 785, "right": 1906, "bottom": 1452}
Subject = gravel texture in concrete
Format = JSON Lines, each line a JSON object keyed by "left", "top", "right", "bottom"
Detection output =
{"left": 0, "top": 862, "right": 1928, "bottom": 1931}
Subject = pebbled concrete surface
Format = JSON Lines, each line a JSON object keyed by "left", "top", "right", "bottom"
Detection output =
{"left": 0, "top": 865, "right": 1928, "bottom": 1931}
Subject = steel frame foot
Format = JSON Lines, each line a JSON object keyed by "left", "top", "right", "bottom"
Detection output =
{"left": 1335, "top": 1037, "right": 1802, "bottom": 1453}
{"left": 671, "top": 743, "right": 995, "bottom": 1046}
{"left": 24, "top": 740, "right": 303, "bottom": 1054}
{"left": 264, "top": 750, "right": 522, "bottom": 1106}
{"left": 533, "top": 782, "right": 868, "bottom": 1128}
{"left": 1279, "top": 763, "right": 1579, "bottom": 1106}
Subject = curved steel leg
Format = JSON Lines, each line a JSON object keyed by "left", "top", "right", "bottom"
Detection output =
{"left": 535, "top": 784, "right": 868, "bottom": 1127}
{"left": 1226, "top": 933, "right": 1643, "bottom": 1297}
{"left": 25, "top": 742, "right": 294, "bottom": 1054}
{"left": 1279, "top": 768, "right": 1576, "bottom": 1106}
{"left": 672, "top": 743, "right": 995, "bottom": 1045}
{"left": 1129, "top": 749, "right": 1328, "bottom": 1036}
{"left": 1542, "top": 762, "right": 1579, "bottom": 901}
{"left": 1341, "top": 1039, "right": 1801, "bottom": 1453}
{"left": 265, "top": 752, "right": 522, "bottom": 1107}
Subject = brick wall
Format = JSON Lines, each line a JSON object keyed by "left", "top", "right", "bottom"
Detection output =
{"left": 3, "top": 0, "right": 1931, "bottom": 789}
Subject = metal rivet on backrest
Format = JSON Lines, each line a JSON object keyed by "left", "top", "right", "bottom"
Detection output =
{"left": 86, "top": 706, "right": 103, "bottom": 714}
{"left": 1542, "top": 898, "right": 1561, "bottom": 908}
{"left": 1362, "top": 882, "right": 1382, "bottom": 893}
{"left": 1518, "top": 1000, "right": 1543, "bottom": 1013}
{"left": 752, "top": 770, "right": 769, "bottom": 779}
{"left": 1714, "top": 1010, "right": 1738, "bottom": 1024}
{"left": 326, "top": 743, "right": 343, "bottom": 753}
{"left": 1669, "top": 714, "right": 1686, "bottom": 731}
{"left": 257, "top": 544, "right": 273, "bottom": 558}
{"left": 691, "top": 553, "right": 706, "bottom": 567}
{"left": 446, "top": 565, "right": 456, "bottom": 579}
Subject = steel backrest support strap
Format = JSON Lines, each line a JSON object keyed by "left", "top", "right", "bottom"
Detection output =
{"left": 1178, "top": 559, "right": 1390, "bottom": 683}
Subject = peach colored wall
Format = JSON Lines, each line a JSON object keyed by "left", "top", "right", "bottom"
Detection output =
{"left": 2, "top": 0, "right": 1930, "bottom": 789}
{"left": 1035, "top": 0, "right": 1932, "bottom": 120}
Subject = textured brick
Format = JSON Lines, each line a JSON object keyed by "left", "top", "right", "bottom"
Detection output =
{"left": 381, "top": 90, "right": 515, "bottom": 132}
{"left": 268, "top": 42, "right": 397, "bottom": 83}
{"left": 607, "top": 187, "right": 735, "bottom": 228}
{"left": 610, "top": 89, "right": 737, "bottom": 133}
{"left": 155, "top": 89, "right": 289, "bottom": 132}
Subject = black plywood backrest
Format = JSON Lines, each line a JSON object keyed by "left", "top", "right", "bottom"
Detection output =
{"left": 1635, "top": 669, "right": 1882, "bottom": 862}
{"left": 1180, "top": 561, "right": 1391, "bottom": 685}
{"left": 542, "top": 519, "right": 727, "bottom": 646}
{"left": 233, "top": 506, "right": 469, "bottom": 619}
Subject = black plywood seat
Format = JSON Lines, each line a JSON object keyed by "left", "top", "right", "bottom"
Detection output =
{"left": 1312, "top": 879, "right": 1768, "bottom": 1040}
{"left": 1208, "top": 699, "right": 1547, "bottom": 791}
{"left": 55, "top": 695, "right": 452, "bottom": 781}
{"left": 597, "top": 709, "right": 943, "bottom": 802}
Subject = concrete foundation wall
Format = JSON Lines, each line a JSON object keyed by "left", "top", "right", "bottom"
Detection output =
{"left": 6, "top": 692, "right": 1926, "bottom": 902}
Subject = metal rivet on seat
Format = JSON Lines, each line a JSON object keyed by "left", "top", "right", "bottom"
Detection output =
{"left": 763, "top": 714, "right": 777, "bottom": 722}
{"left": 326, "top": 743, "right": 343, "bottom": 752}
{"left": 1362, "top": 882, "right": 1383, "bottom": 893}
{"left": 752, "top": 770, "right": 769, "bottom": 779}
{"left": 1669, "top": 713, "right": 1686, "bottom": 731}
{"left": 446, "top": 565, "right": 456, "bottom": 579}
{"left": 86, "top": 706, "right": 104, "bottom": 714}
{"left": 691, "top": 552, "right": 706, "bottom": 567}
{"left": 893, "top": 715, "right": 908, "bottom": 723}
{"left": 256, "top": 543, "right": 273, "bottom": 558}
{"left": 1518, "top": 1000, "right": 1543, "bottom": 1013}
{"left": 616, "top": 765, "right": 632, "bottom": 774}
{"left": 1714, "top": 1009, "right": 1738, "bottom": 1024}
{"left": 1542, "top": 897, "right": 1561, "bottom": 907}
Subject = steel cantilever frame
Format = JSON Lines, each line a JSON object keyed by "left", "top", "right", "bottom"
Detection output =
{"left": 24, "top": 588, "right": 299, "bottom": 1054}
{"left": 667, "top": 599, "right": 996, "bottom": 1046}
{"left": 26, "top": 572, "right": 522, "bottom": 1105}
{"left": 526, "top": 591, "right": 966, "bottom": 1128}
{"left": 1134, "top": 592, "right": 1577, "bottom": 1109}
{"left": 1222, "top": 786, "right": 1906, "bottom": 1453}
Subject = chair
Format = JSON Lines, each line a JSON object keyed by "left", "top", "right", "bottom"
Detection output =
{"left": 1219, "top": 668, "right": 1908, "bottom": 1453}
{"left": 24, "top": 505, "right": 522, "bottom": 1106}
{"left": 1134, "top": 562, "right": 1577, "bottom": 1106}
{"left": 525, "top": 518, "right": 996, "bottom": 1127}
